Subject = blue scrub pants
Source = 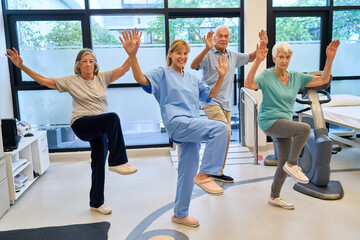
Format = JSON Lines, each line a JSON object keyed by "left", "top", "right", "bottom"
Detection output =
{"left": 170, "top": 117, "right": 228, "bottom": 217}
{"left": 71, "top": 112, "right": 128, "bottom": 208}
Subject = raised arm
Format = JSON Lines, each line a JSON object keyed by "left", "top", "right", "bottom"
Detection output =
{"left": 306, "top": 39, "right": 340, "bottom": 87}
{"left": 5, "top": 48, "right": 57, "bottom": 89}
{"left": 244, "top": 40, "right": 268, "bottom": 90}
{"left": 208, "top": 53, "right": 229, "bottom": 98}
{"left": 111, "top": 57, "right": 131, "bottom": 83}
{"left": 119, "top": 28, "right": 150, "bottom": 86}
{"left": 190, "top": 31, "right": 214, "bottom": 69}
{"left": 248, "top": 29, "right": 268, "bottom": 62}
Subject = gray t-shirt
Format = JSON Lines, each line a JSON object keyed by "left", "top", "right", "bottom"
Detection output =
{"left": 54, "top": 70, "right": 112, "bottom": 125}
{"left": 197, "top": 47, "right": 249, "bottom": 111}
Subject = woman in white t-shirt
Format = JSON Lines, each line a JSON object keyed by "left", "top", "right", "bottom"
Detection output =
{"left": 6, "top": 47, "right": 138, "bottom": 215}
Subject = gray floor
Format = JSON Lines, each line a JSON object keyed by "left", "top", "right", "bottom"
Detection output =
{"left": 0, "top": 144, "right": 360, "bottom": 240}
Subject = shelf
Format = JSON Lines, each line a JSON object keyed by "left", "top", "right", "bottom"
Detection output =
{"left": 13, "top": 161, "right": 30, "bottom": 177}
{"left": 4, "top": 131, "right": 50, "bottom": 204}
{"left": 12, "top": 158, "right": 28, "bottom": 172}
{"left": 13, "top": 178, "right": 37, "bottom": 203}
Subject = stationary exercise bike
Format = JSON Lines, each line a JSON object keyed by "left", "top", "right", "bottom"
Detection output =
{"left": 265, "top": 72, "right": 344, "bottom": 200}
{"left": 294, "top": 72, "right": 343, "bottom": 199}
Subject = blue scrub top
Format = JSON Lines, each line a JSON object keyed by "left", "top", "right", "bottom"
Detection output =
{"left": 142, "top": 66, "right": 212, "bottom": 136}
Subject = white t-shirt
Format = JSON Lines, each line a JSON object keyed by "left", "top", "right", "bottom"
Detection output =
{"left": 54, "top": 71, "right": 112, "bottom": 125}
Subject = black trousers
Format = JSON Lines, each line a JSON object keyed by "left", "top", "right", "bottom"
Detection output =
{"left": 71, "top": 112, "right": 128, "bottom": 208}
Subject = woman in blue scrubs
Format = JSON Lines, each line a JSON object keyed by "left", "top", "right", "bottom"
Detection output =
{"left": 120, "top": 28, "right": 229, "bottom": 227}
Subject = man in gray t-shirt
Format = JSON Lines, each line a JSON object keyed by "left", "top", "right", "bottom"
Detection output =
{"left": 191, "top": 25, "right": 267, "bottom": 182}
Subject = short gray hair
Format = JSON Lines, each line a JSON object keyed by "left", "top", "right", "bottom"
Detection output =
{"left": 214, "top": 25, "right": 231, "bottom": 36}
{"left": 74, "top": 48, "right": 99, "bottom": 75}
{"left": 272, "top": 42, "right": 293, "bottom": 58}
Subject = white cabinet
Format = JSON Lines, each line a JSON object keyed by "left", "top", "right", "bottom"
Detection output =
{"left": 31, "top": 133, "right": 50, "bottom": 175}
{"left": 0, "top": 158, "right": 10, "bottom": 218}
{"left": 0, "top": 113, "right": 10, "bottom": 218}
{"left": 4, "top": 131, "right": 50, "bottom": 204}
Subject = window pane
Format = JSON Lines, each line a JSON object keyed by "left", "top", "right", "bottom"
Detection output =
{"left": 332, "top": 10, "right": 360, "bottom": 77}
{"left": 107, "top": 88, "right": 168, "bottom": 146}
{"left": 17, "top": 21, "right": 83, "bottom": 81}
{"left": 329, "top": 79, "right": 360, "bottom": 135}
{"left": 169, "top": 17, "right": 240, "bottom": 142}
{"left": 334, "top": 0, "right": 360, "bottom": 6}
{"left": 18, "top": 90, "right": 74, "bottom": 150}
{"left": 7, "top": 0, "right": 84, "bottom": 9}
{"left": 18, "top": 87, "right": 168, "bottom": 150}
{"left": 275, "top": 17, "right": 321, "bottom": 72}
{"left": 169, "top": 17, "right": 240, "bottom": 78}
{"left": 89, "top": 0, "right": 163, "bottom": 9}
{"left": 91, "top": 15, "right": 166, "bottom": 84}
{"left": 168, "top": 0, "right": 239, "bottom": 8}
{"left": 273, "top": 0, "right": 326, "bottom": 7}
{"left": 18, "top": 90, "right": 72, "bottom": 126}
{"left": 331, "top": 79, "right": 360, "bottom": 96}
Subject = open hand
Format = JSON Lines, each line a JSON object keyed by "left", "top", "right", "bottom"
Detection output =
{"left": 119, "top": 28, "right": 143, "bottom": 56}
{"left": 326, "top": 39, "right": 340, "bottom": 60}
{"left": 259, "top": 29, "right": 268, "bottom": 45}
{"left": 215, "top": 53, "right": 229, "bottom": 77}
{"left": 255, "top": 40, "right": 268, "bottom": 62}
{"left": 204, "top": 31, "right": 215, "bottom": 50}
{"left": 5, "top": 47, "right": 23, "bottom": 68}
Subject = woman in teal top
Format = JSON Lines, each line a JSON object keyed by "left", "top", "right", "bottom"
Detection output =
{"left": 245, "top": 39, "right": 340, "bottom": 209}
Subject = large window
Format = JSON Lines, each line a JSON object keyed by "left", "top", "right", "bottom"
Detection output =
{"left": 168, "top": 16, "right": 242, "bottom": 142}
{"left": 268, "top": 0, "right": 360, "bottom": 92}
{"left": 89, "top": 0, "right": 163, "bottom": 9}
{"left": 7, "top": 0, "right": 84, "bottom": 9}
{"left": 169, "top": 17, "right": 240, "bottom": 77}
{"left": 90, "top": 14, "right": 166, "bottom": 84}
{"left": 334, "top": 0, "right": 360, "bottom": 6}
{"left": 3, "top": 0, "right": 244, "bottom": 151}
{"left": 17, "top": 21, "right": 83, "bottom": 81}
{"left": 275, "top": 16, "right": 321, "bottom": 72}
{"left": 332, "top": 10, "right": 360, "bottom": 77}
{"left": 272, "top": 0, "right": 326, "bottom": 7}
{"left": 268, "top": 0, "right": 360, "bottom": 136}
{"left": 168, "top": 0, "right": 239, "bottom": 8}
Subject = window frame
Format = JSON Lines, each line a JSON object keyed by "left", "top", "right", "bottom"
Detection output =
{"left": 267, "top": 0, "right": 360, "bottom": 141}
{"left": 267, "top": 0, "right": 360, "bottom": 81}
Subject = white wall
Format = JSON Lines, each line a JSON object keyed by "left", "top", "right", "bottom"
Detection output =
{"left": 0, "top": 3, "right": 14, "bottom": 118}
{"left": 244, "top": 0, "right": 267, "bottom": 148}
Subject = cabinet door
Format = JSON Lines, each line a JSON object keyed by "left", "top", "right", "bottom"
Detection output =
{"left": 0, "top": 159, "right": 10, "bottom": 217}
{"left": 0, "top": 159, "right": 7, "bottom": 182}
{"left": 32, "top": 132, "right": 50, "bottom": 175}
{"left": 0, "top": 122, "right": 4, "bottom": 159}
{"left": 0, "top": 178, "right": 10, "bottom": 218}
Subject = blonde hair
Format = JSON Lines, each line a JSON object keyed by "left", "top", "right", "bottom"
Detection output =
{"left": 166, "top": 39, "right": 190, "bottom": 67}
{"left": 272, "top": 42, "right": 293, "bottom": 58}
{"left": 214, "top": 25, "right": 231, "bottom": 37}
{"left": 74, "top": 48, "right": 99, "bottom": 75}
